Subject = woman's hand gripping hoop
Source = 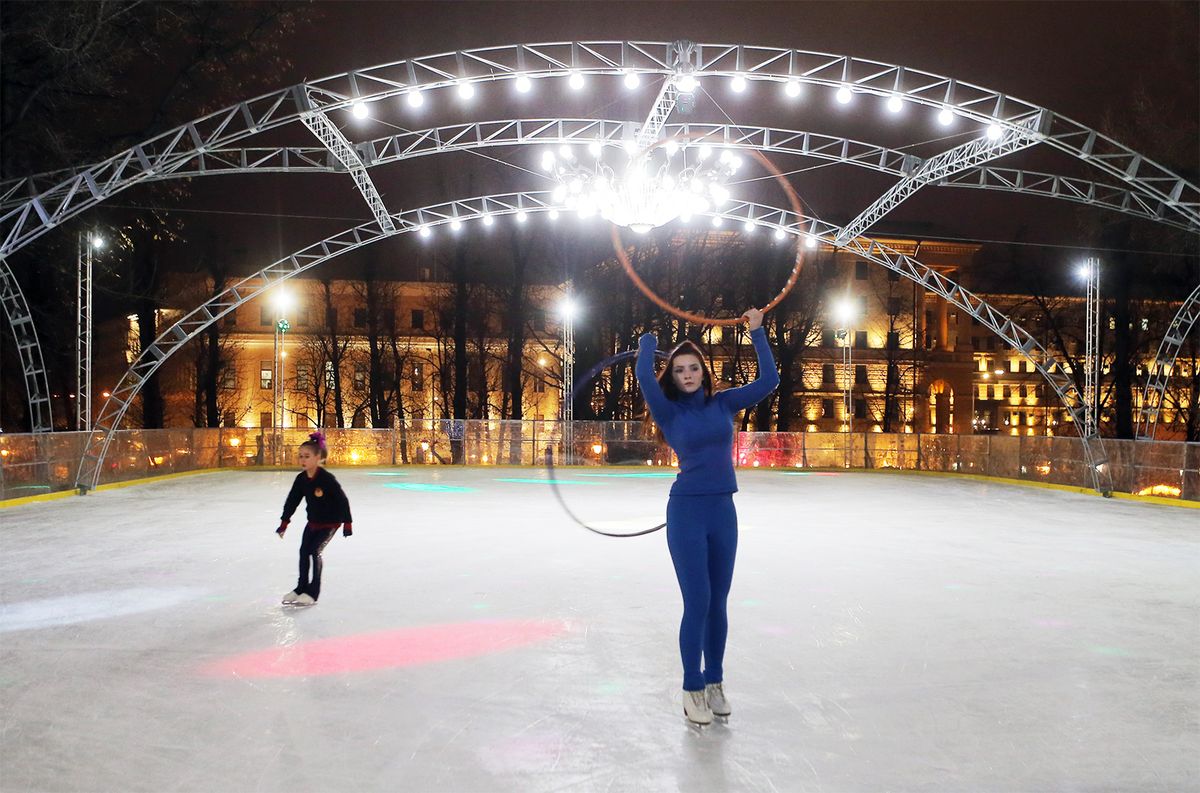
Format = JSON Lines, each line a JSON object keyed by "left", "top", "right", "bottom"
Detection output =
{"left": 610, "top": 141, "right": 808, "bottom": 327}
{"left": 545, "top": 348, "right": 669, "bottom": 538}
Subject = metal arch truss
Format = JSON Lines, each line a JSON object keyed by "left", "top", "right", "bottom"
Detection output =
{"left": 1137, "top": 282, "right": 1200, "bottom": 439}
{"left": 3, "top": 40, "right": 1198, "bottom": 261}
{"left": 74, "top": 190, "right": 1111, "bottom": 494}
{"left": 294, "top": 87, "right": 395, "bottom": 232}
{"left": 0, "top": 259, "right": 53, "bottom": 430}
{"left": 834, "top": 110, "right": 1049, "bottom": 245}
{"left": 5, "top": 119, "right": 1190, "bottom": 233}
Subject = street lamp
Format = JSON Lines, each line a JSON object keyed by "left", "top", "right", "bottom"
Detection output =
{"left": 272, "top": 289, "right": 293, "bottom": 465}
{"left": 832, "top": 297, "right": 859, "bottom": 468}
{"left": 559, "top": 293, "right": 579, "bottom": 464}
{"left": 76, "top": 231, "right": 104, "bottom": 431}
{"left": 1077, "top": 258, "right": 1100, "bottom": 437}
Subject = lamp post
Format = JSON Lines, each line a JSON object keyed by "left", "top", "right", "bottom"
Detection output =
{"left": 76, "top": 231, "right": 103, "bottom": 431}
{"left": 832, "top": 298, "right": 859, "bottom": 468}
{"left": 559, "top": 293, "right": 578, "bottom": 464}
{"left": 1077, "top": 258, "right": 1101, "bottom": 437}
{"left": 272, "top": 290, "right": 292, "bottom": 465}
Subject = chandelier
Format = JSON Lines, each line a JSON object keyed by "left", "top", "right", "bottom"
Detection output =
{"left": 543, "top": 141, "right": 740, "bottom": 234}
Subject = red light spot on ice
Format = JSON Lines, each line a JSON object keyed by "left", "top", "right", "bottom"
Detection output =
{"left": 202, "top": 619, "right": 567, "bottom": 678}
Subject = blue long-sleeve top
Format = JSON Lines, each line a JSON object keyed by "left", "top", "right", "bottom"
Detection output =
{"left": 637, "top": 326, "right": 780, "bottom": 495}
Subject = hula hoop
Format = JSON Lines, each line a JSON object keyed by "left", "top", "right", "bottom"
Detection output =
{"left": 545, "top": 348, "right": 669, "bottom": 538}
{"left": 611, "top": 139, "right": 808, "bottom": 327}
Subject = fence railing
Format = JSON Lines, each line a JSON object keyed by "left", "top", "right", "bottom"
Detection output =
{"left": 1, "top": 422, "right": 1197, "bottom": 502}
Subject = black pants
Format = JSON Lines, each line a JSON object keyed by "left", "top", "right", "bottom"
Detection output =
{"left": 297, "top": 525, "right": 338, "bottom": 600}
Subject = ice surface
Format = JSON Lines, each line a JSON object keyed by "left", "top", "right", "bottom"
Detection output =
{"left": 1, "top": 467, "right": 1196, "bottom": 792}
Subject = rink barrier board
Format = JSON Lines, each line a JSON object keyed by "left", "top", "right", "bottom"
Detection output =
{"left": 2, "top": 426, "right": 1197, "bottom": 504}
{"left": 3, "top": 463, "right": 1196, "bottom": 511}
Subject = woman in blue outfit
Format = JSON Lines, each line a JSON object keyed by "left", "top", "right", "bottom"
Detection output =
{"left": 636, "top": 308, "right": 779, "bottom": 725}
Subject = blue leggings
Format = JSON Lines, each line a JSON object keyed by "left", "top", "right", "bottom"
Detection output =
{"left": 666, "top": 494, "right": 738, "bottom": 692}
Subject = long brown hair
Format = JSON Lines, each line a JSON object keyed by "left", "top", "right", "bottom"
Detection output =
{"left": 643, "top": 340, "right": 717, "bottom": 443}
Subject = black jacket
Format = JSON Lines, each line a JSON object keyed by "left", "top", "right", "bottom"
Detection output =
{"left": 280, "top": 468, "right": 353, "bottom": 525}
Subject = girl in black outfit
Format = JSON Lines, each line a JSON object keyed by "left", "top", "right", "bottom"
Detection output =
{"left": 276, "top": 432, "right": 353, "bottom": 605}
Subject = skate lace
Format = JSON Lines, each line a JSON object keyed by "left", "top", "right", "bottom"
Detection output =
{"left": 687, "top": 691, "right": 709, "bottom": 711}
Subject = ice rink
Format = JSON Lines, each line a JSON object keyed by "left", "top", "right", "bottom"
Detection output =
{"left": 1, "top": 466, "right": 1196, "bottom": 793}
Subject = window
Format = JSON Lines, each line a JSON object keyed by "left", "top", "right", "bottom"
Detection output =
{"left": 354, "top": 308, "right": 367, "bottom": 328}
{"left": 259, "top": 305, "right": 273, "bottom": 326}
{"left": 822, "top": 363, "right": 835, "bottom": 384}
{"left": 352, "top": 410, "right": 367, "bottom": 428}
{"left": 220, "top": 366, "right": 237, "bottom": 390}
{"left": 1140, "top": 317, "right": 1149, "bottom": 331}
{"left": 222, "top": 410, "right": 236, "bottom": 428}
{"left": 822, "top": 328, "right": 836, "bottom": 347}
{"left": 721, "top": 362, "right": 733, "bottom": 381}
{"left": 855, "top": 364, "right": 868, "bottom": 386}
{"left": 296, "top": 307, "right": 310, "bottom": 326}
{"left": 323, "top": 411, "right": 337, "bottom": 428}
{"left": 420, "top": 267, "right": 432, "bottom": 282}
{"left": 324, "top": 361, "right": 335, "bottom": 388}
{"left": 1108, "top": 316, "right": 1116, "bottom": 330}
{"left": 1019, "top": 384, "right": 1027, "bottom": 398}
{"left": 411, "top": 309, "right": 425, "bottom": 330}
{"left": 411, "top": 363, "right": 425, "bottom": 391}
{"left": 325, "top": 307, "right": 338, "bottom": 328}
{"left": 224, "top": 311, "right": 237, "bottom": 328}
{"left": 855, "top": 261, "right": 869, "bottom": 280}
{"left": 858, "top": 295, "right": 868, "bottom": 314}
{"left": 971, "top": 336, "right": 981, "bottom": 350}
{"left": 1002, "top": 385, "right": 1010, "bottom": 399}
{"left": 260, "top": 362, "right": 272, "bottom": 390}
{"left": 534, "top": 377, "right": 546, "bottom": 394}
{"left": 382, "top": 308, "right": 395, "bottom": 330}
{"left": 353, "top": 366, "right": 367, "bottom": 389}
{"left": 296, "top": 364, "right": 313, "bottom": 391}
{"left": 533, "top": 309, "right": 547, "bottom": 332}
{"left": 821, "top": 398, "right": 835, "bottom": 418}
{"left": 1009, "top": 359, "right": 1019, "bottom": 372}
{"left": 887, "top": 297, "right": 901, "bottom": 316}
{"left": 854, "top": 398, "right": 867, "bottom": 419}
{"left": 260, "top": 411, "right": 273, "bottom": 428}
{"left": 854, "top": 330, "right": 868, "bottom": 349}
{"left": 986, "top": 337, "right": 996, "bottom": 351}
{"left": 886, "top": 331, "right": 900, "bottom": 350}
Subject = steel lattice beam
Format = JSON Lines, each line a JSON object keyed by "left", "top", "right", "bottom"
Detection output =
{"left": 1137, "top": 281, "right": 1200, "bottom": 439}
{"left": 6, "top": 120, "right": 1188, "bottom": 234}
{"left": 0, "top": 258, "right": 52, "bottom": 431}
{"left": 75, "top": 190, "right": 1110, "bottom": 493}
{"left": 835, "top": 111, "right": 1048, "bottom": 245}
{"left": 295, "top": 88, "right": 395, "bottom": 232}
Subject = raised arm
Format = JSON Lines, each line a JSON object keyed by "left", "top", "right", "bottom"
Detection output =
{"left": 636, "top": 333, "right": 675, "bottom": 424}
{"left": 717, "top": 324, "right": 780, "bottom": 413}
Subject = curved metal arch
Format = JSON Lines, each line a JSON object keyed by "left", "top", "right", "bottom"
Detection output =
{"left": 0, "top": 259, "right": 52, "bottom": 430}
{"left": 5, "top": 119, "right": 1191, "bottom": 235}
{"left": 75, "top": 189, "right": 1109, "bottom": 493}
{"left": 3, "top": 40, "right": 1197, "bottom": 264}
{"left": 1137, "top": 281, "right": 1200, "bottom": 439}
